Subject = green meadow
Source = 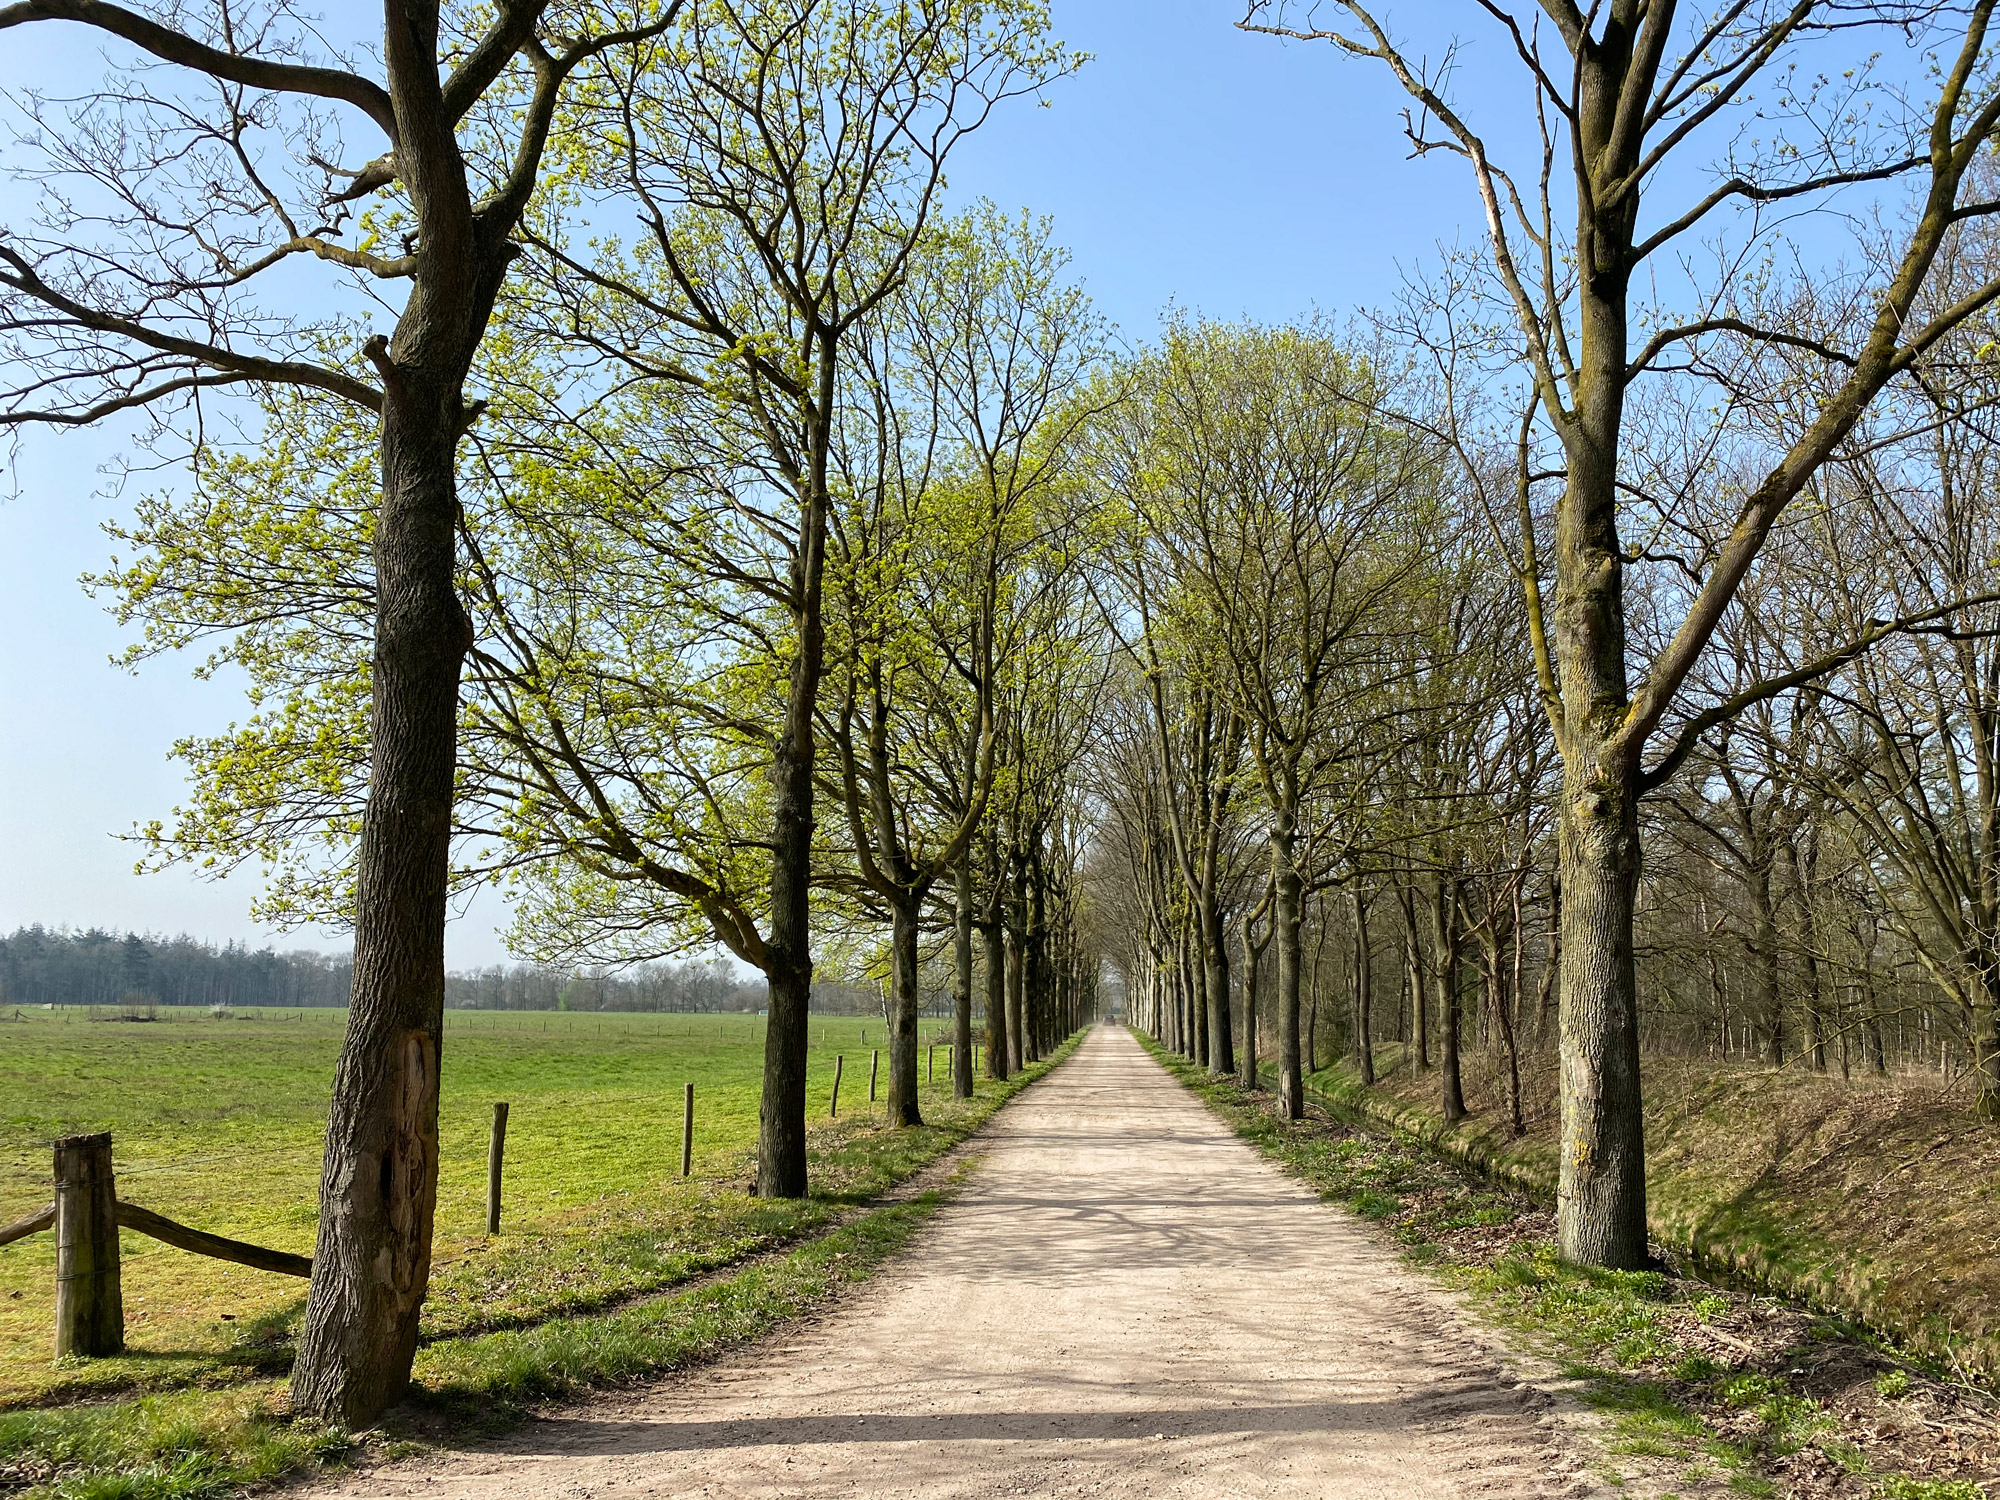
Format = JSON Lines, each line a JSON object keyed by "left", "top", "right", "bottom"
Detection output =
{"left": 0, "top": 1006, "right": 970, "bottom": 1407}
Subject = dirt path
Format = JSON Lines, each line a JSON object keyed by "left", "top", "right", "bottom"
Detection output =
{"left": 317, "top": 1026, "right": 1598, "bottom": 1499}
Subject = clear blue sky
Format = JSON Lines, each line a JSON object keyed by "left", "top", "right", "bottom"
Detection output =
{"left": 0, "top": 1, "right": 1488, "bottom": 965}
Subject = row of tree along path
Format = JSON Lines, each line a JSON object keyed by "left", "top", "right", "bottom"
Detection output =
{"left": 304, "top": 1027, "right": 1587, "bottom": 1500}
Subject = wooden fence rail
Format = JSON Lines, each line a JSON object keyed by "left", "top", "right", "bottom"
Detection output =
{"left": 2, "top": 1132, "right": 319, "bottom": 1357}
{"left": 114, "top": 1202, "right": 311, "bottom": 1279}
{"left": 7, "top": 1051, "right": 903, "bottom": 1360}
{"left": 0, "top": 1203, "right": 52, "bottom": 1248}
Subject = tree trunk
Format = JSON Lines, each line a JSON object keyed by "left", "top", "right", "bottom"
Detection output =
{"left": 1186, "top": 924, "right": 1207, "bottom": 1067}
{"left": 754, "top": 538, "right": 825, "bottom": 1199}
{"left": 1503, "top": 881, "right": 1526, "bottom": 1136}
{"left": 1180, "top": 923, "right": 1198, "bottom": 1058}
{"left": 1748, "top": 852, "right": 1785, "bottom": 1066}
{"left": 1351, "top": 886, "right": 1374, "bottom": 1086}
{"left": 1200, "top": 888, "right": 1232, "bottom": 1072}
{"left": 293, "top": 371, "right": 469, "bottom": 1427}
{"left": 1974, "top": 962, "right": 2000, "bottom": 1120}
{"left": 1272, "top": 829, "right": 1305, "bottom": 1119}
{"left": 1789, "top": 842, "right": 1828, "bottom": 1074}
{"left": 1306, "top": 958, "right": 1318, "bottom": 1075}
{"left": 887, "top": 895, "right": 923, "bottom": 1126}
{"left": 1555, "top": 765, "right": 1649, "bottom": 1269}
{"left": 1239, "top": 908, "right": 1261, "bottom": 1090}
{"left": 1005, "top": 896, "right": 1027, "bottom": 1075}
{"left": 1304, "top": 976, "right": 1320, "bottom": 1080}
{"left": 1026, "top": 860, "right": 1049, "bottom": 1063}
{"left": 954, "top": 863, "right": 975, "bottom": 1098}
{"left": 1536, "top": 877, "right": 1561, "bottom": 1044}
{"left": 1176, "top": 930, "right": 1189, "bottom": 1054}
{"left": 1400, "top": 884, "right": 1429, "bottom": 1069}
{"left": 982, "top": 919, "right": 1009, "bottom": 1081}
{"left": 1056, "top": 931, "right": 1073, "bottom": 1046}
{"left": 1433, "top": 879, "right": 1465, "bottom": 1123}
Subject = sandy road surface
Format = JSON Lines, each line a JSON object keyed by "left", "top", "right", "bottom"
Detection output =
{"left": 314, "top": 1026, "right": 1596, "bottom": 1499}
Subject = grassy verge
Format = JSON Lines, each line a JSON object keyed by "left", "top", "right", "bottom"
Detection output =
{"left": 0, "top": 1030, "right": 1080, "bottom": 1500}
{"left": 2, "top": 1010, "right": 978, "bottom": 1404}
{"left": 1140, "top": 1036, "right": 2000, "bottom": 1500}
{"left": 1300, "top": 1041, "right": 2000, "bottom": 1380}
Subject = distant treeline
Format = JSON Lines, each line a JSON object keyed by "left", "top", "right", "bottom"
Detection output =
{"left": 0, "top": 926, "right": 351, "bottom": 1010}
{"left": 445, "top": 961, "right": 763, "bottom": 1013}
{"left": 0, "top": 925, "right": 925, "bottom": 1015}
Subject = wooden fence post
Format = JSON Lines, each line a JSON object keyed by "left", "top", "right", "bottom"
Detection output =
{"left": 681, "top": 1083, "right": 694, "bottom": 1178}
{"left": 487, "top": 1102, "right": 509, "bottom": 1235}
{"left": 869, "top": 1049, "right": 879, "bottom": 1104}
{"left": 54, "top": 1132, "right": 122, "bottom": 1357}
{"left": 831, "top": 1054, "right": 843, "bottom": 1117}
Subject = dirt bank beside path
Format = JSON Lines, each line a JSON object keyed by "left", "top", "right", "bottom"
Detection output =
{"left": 309, "top": 1026, "right": 1599, "bottom": 1499}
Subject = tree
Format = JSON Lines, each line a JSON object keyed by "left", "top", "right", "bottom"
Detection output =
{"left": 95, "top": 0, "right": 1079, "bottom": 1205}
{"left": 516, "top": 0, "right": 1073, "bottom": 1192}
{"left": 1246, "top": 0, "right": 2000, "bottom": 1267}
{"left": 823, "top": 205, "right": 1104, "bottom": 1123}
{"left": 0, "top": 0, "right": 681, "bottom": 1425}
{"left": 1099, "top": 318, "right": 1431, "bottom": 1113}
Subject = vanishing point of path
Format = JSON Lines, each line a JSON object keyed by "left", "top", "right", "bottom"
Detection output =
{"left": 317, "top": 1026, "right": 1597, "bottom": 1499}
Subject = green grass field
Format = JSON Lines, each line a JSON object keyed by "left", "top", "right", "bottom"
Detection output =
{"left": 0, "top": 1006, "right": 973, "bottom": 1407}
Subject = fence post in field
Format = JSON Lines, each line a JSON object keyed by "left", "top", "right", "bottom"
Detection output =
{"left": 681, "top": 1083, "right": 694, "bottom": 1178}
{"left": 487, "top": 1103, "right": 509, "bottom": 1235}
{"left": 870, "top": 1049, "right": 879, "bottom": 1104}
{"left": 831, "top": 1054, "right": 844, "bottom": 1117}
{"left": 53, "top": 1132, "right": 122, "bottom": 1357}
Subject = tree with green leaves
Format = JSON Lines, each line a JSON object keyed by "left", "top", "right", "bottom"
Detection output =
{"left": 516, "top": 0, "right": 1075, "bottom": 1192}
{"left": 1244, "top": 0, "right": 2000, "bottom": 1268}
{"left": 1094, "top": 320, "right": 1433, "bottom": 1106}
{"left": 821, "top": 205, "right": 1105, "bottom": 1122}
{"left": 98, "top": 0, "right": 1079, "bottom": 1209}
{"left": 0, "top": 0, "right": 684, "bottom": 1426}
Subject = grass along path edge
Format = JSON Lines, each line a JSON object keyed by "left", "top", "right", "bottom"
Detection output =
{"left": 1139, "top": 1034, "right": 2000, "bottom": 1500}
{"left": 0, "top": 1033, "right": 1084, "bottom": 1500}
{"left": 2, "top": 1011, "right": 1001, "bottom": 1410}
{"left": 1294, "top": 1044, "right": 2000, "bottom": 1381}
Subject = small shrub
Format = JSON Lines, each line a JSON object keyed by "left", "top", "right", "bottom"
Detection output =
{"left": 1874, "top": 1369, "right": 1911, "bottom": 1400}
{"left": 1673, "top": 1354, "right": 1721, "bottom": 1383}
{"left": 1876, "top": 1480, "right": 1985, "bottom": 1500}
{"left": 1721, "top": 1373, "right": 1779, "bottom": 1407}
{"left": 1489, "top": 1252, "right": 1549, "bottom": 1290}
{"left": 1441, "top": 1198, "right": 1516, "bottom": 1229}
